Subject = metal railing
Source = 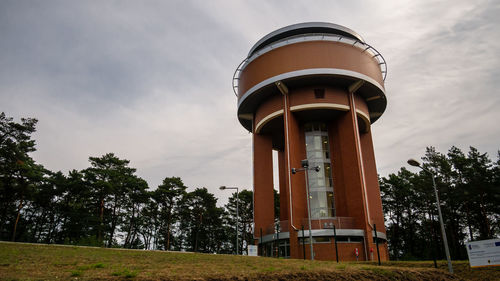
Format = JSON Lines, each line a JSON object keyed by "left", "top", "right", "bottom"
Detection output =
{"left": 301, "top": 217, "right": 357, "bottom": 230}
{"left": 232, "top": 33, "right": 387, "bottom": 97}
{"left": 263, "top": 220, "right": 290, "bottom": 236}
{"left": 260, "top": 217, "right": 357, "bottom": 236}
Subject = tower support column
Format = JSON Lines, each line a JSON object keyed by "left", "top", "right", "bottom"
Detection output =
{"left": 253, "top": 132, "right": 274, "bottom": 248}
{"left": 347, "top": 90, "right": 376, "bottom": 260}
{"left": 281, "top": 91, "right": 308, "bottom": 259}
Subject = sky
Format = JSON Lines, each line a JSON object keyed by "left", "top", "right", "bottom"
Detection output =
{"left": 1, "top": 0, "right": 499, "bottom": 206}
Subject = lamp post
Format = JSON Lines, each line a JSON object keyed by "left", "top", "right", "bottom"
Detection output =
{"left": 407, "top": 159, "right": 453, "bottom": 274}
{"left": 220, "top": 186, "right": 239, "bottom": 255}
{"left": 292, "top": 159, "right": 320, "bottom": 260}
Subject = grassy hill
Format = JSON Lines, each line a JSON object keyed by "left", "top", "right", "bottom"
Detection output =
{"left": 0, "top": 241, "right": 498, "bottom": 280}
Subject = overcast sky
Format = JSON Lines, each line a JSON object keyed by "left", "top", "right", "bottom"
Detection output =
{"left": 1, "top": 0, "right": 499, "bottom": 206}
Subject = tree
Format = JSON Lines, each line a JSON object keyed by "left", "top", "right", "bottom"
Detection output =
{"left": 121, "top": 176, "right": 149, "bottom": 249}
{"left": 0, "top": 112, "right": 43, "bottom": 242}
{"left": 152, "top": 177, "right": 186, "bottom": 250}
{"left": 178, "top": 188, "right": 225, "bottom": 253}
{"left": 57, "top": 169, "right": 94, "bottom": 245}
{"left": 83, "top": 153, "right": 140, "bottom": 247}
{"left": 225, "top": 189, "right": 253, "bottom": 254}
{"left": 381, "top": 146, "right": 500, "bottom": 260}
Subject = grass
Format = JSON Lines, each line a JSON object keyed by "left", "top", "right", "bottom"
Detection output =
{"left": 111, "top": 268, "right": 138, "bottom": 278}
{"left": 0, "top": 241, "right": 498, "bottom": 280}
{"left": 70, "top": 270, "right": 82, "bottom": 277}
{"left": 361, "top": 266, "right": 397, "bottom": 278}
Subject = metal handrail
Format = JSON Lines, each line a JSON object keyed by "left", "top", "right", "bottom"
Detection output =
{"left": 300, "top": 217, "right": 357, "bottom": 230}
{"left": 261, "top": 217, "right": 357, "bottom": 236}
{"left": 231, "top": 58, "right": 248, "bottom": 97}
{"left": 232, "top": 34, "right": 387, "bottom": 97}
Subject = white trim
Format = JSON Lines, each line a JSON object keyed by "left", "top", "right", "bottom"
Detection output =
{"left": 349, "top": 91, "right": 371, "bottom": 261}
{"left": 366, "top": 95, "right": 381, "bottom": 101}
{"left": 355, "top": 109, "right": 370, "bottom": 131}
{"left": 290, "top": 103, "right": 350, "bottom": 112}
{"left": 356, "top": 109, "right": 369, "bottom": 122}
{"left": 255, "top": 109, "right": 283, "bottom": 134}
{"left": 248, "top": 22, "right": 365, "bottom": 57}
{"left": 238, "top": 113, "right": 253, "bottom": 120}
{"left": 237, "top": 68, "right": 386, "bottom": 109}
{"left": 255, "top": 110, "right": 283, "bottom": 133}
{"left": 258, "top": 229, "right": 387, "bottom": 244}
{"left": 255, "top": 104, "right": 369, "bottom": 133}
{"left": 284, "top": 93, "right": 297, "bottom": 230}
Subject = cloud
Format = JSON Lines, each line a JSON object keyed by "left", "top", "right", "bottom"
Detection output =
{"left": 1, "top": 0, "right": 498, "bottom": 205}
{"left": 371, "top": 0, "right": 500, "bottom": 175}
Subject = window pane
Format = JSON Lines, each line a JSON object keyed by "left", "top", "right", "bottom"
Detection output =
{"left": 327, "top": 192, "right": 335, "bottom": 216}
{"left": 314, "top": 136, "right": 321, "bottom": 150}
{"left": 324, "top": 163, "right": 331, "bottom": 187}
{"left": 304, "top": 122, "right": 335, "bottom": 218}
{"left": 322, "top": 136, "right": 328, "bottom": 151}
{"left": 315, "top": 237, "right": 330, "bottom": 243}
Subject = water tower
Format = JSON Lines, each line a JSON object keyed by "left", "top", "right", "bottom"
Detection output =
{"left": 233, "top": 22, "right": 388, "bottom": 261}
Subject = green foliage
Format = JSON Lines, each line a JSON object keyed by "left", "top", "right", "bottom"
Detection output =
{"left": 178, "top": 187, "right": 227, "bottom": 253}
{"left": 70, "top": 270, "right": 82, "bottom": 277}
{"left": 261, "top": 266, "right": 276, "bottom": 272}
{"left": 381, "top": 146, "right": 500, "bottom": 261}
{"left": 336, "top": 264, "right": 347, "bottom": 270}
{"left": 147, "top": 177, "right": 187, "bottom": 250}
{"left": 0, "top": 113, "right": 246, "bottom": 254}
{"left": 3, "top": 242, "right": 499, "bottom": 281}
{"left": 225, "top": 189, "right": 253, "bottom": 254}
{"left": 0, "top": 112, "right": 43, "bottom": 242}
{"left": 112, "top": 268, "right": 138, "bottom": 278}
{"left": 3, "top": 111, "right": 497, "bottom": 265}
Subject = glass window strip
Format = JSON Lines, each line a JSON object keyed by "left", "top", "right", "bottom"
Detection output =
{"left": 305, "top": 122, "right": 335, "bottom": 218}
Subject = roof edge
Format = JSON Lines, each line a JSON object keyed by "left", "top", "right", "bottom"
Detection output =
{"left": 248, "top": 22, "right": 365, "bottom": 57}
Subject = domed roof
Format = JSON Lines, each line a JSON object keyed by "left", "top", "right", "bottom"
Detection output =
{"left": 248, "top": 22, "right": 365, "bottom": 57}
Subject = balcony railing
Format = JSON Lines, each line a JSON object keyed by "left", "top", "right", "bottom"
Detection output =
{"left": 233, "top": 34, "right": 387, "bottom": 97}
{"left": 300, "top": 217, "right": 357, "bottom": 230}
{"left": 262, "top": 220, "right": 290, "bottom": 236}
{"left": 260, "top": 217, "right": 357, "bottom": 236}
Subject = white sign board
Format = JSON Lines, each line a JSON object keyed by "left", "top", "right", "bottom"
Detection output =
{"left": 465, "top": 238, "right": 500, "bottom": 268}
{"left": 247, "top": 245, "right": 258, "bottom": 257}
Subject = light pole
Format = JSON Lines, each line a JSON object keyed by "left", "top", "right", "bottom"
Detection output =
{"left": 220, "top": 186, "right": 239, "bottom": 255}
{"left": 407, "top": 159, "right": 453, "bottom": 274}
{"left": 292, "top": 159, "right": 320, "bottom": 260}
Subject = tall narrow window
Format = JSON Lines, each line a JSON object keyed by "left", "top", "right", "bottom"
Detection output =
{"left": 305, "top": 123, "right": 335, "bottom": 218}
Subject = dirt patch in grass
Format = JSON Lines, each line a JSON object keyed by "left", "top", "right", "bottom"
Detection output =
{"left": 376, "top": 261, "right": 500, "bottom": 281}
{"left": 0, "top": 241, "right": 497, "bottom": 280}
{"left": 196, "top": 268, "right": 459, "bottom": 281}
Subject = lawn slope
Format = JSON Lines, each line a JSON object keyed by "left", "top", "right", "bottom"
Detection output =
{"left": 0, "top": 241, "right": 497, "bottom": 280}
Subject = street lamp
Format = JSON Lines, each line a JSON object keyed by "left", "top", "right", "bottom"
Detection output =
{"left": 407, "top": 158, "right": 453, "bottom": 273}
{"left": 220, "top": 186, "right": 239, "bottom": 255}
{"left": 292, "top": 159, "right": 320, "bottom": 260}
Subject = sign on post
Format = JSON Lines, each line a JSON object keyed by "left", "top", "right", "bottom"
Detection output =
{"left": 465, "top": 238, "right": 500, "bottom": 268}
{"left": 248, "top": 245, "right": 258, "bottom": 257}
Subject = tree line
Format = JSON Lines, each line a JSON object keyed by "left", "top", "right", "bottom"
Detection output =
{"left": 380, "top": 146, "right": 500, "bottom": 260}
{"left": 0, "top": 113, "right": 253, "bottom": 253}
{"left": 2, "top": 112, "right": 498, "bottom": 260}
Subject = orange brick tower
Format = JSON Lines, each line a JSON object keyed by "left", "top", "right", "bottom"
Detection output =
{"left": 233, "top": 22, "right": 389, "bottom": 261}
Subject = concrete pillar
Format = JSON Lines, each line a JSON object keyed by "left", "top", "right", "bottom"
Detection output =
{"left": 278, "top": 150, "right": 288, "bottom": 222}
{"left": 253, "top": 132, "right": 275, "bottom": 238}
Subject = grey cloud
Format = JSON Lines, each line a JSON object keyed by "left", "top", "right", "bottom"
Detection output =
{"left": 1, "top": 0, "right": 499, "bottom": 205}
